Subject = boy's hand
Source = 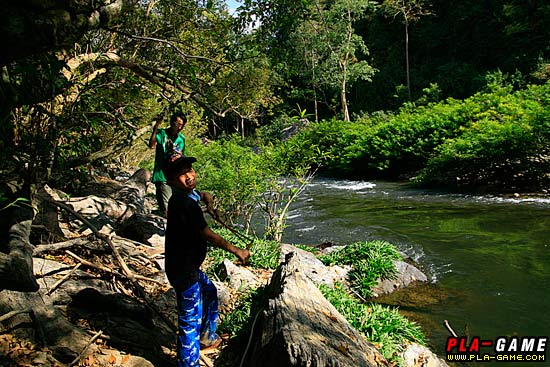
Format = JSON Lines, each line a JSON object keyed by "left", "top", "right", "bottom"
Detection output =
{"left": 207, "top": 207, "right": 221, "bottom": 221}
{"left": 235, "top": 248, "right": 251, "bottom": 265}
{"left": 153, "top": 117, "right": 163, "bottom": 129}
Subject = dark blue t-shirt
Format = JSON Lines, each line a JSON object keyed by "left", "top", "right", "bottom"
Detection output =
{"left": 165, "top": 189, "right": 207, "bottom": 290}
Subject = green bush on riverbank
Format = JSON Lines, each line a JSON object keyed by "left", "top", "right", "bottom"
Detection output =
{"left": 321, "top": 284, "right": 425, "bottom": 364}
{"left": 277, "top": 81, "right": 550, "bottom": 192}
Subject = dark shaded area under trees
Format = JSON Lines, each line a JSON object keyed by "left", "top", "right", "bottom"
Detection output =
{"left": 274, "top": 0, "right": 550, "bottom": 116}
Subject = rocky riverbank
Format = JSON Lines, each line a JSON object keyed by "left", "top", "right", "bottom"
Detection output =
{"left": 1, "top": 171, "right": 450, "bottom": 367}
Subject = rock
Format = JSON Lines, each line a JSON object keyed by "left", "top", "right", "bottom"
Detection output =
{"left": 117, "top": 212, "right": 166, "bottom": 247}
{"left": 212, "top": 280, "right": 232, "bottom": 308}
{"left": 401, "top": 342, "right": 450, "bottom": 367}
{"left": 249, "top": 251, "right": 390, "bottom": 367}
{"left": 217, "top": 259, "right": 260, "bottom": 291}
{"left": 371, "top": 260, "right": 428, "bottom": 297}
{"left": 280, "top": 244, "right": 350, "bottom": 287}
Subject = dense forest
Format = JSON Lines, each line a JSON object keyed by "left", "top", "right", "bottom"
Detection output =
{"left": 1, "top": 0, "right": 549, "bottom": 201}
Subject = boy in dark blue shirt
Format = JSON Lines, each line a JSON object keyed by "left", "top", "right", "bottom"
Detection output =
{"left": 163, "top": 156, "right": 250, "bottom": 367}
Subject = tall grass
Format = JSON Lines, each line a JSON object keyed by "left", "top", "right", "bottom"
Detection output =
{"left": 320, "top": 283, "right": 425, "bottom": 364}
{"left": 319, "top": 240, "right": 402, "bottom": 298}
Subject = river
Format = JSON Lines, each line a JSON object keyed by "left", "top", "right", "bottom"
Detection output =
{"left": 281, "top": 178, "right": 550, "bottom": 364}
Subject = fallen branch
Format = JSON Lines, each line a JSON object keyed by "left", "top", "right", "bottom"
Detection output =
{"left": 47, "top": 194, "right": 175, "bottom": 337}
{"left": 0, "top": 308, "right": 33, "bottom": 324}
{"left": 68, "top": 330, "right": 103, "bottom": 367}
{"left": 444, "top": 319, "right": 458, "bottom": 338}
{"left": 46, "top": 263, "right": 82, "bottom": 296}
{"left": 200, "top": 352, "right": 214, "bottom": 367}
{"left": 47, "top": 199, "right": 136, "bottom": 280}
{"left": 33, "top": 238, "right": 89, "bottom": 256}
{"left": 65, "top": 250, "right": 123, "bottom": 278}
{"left": 46, "top": 199, "right": 161, "bottom": 285}
{"left": 64, "top": 250, "right": 161, "bottom": 285}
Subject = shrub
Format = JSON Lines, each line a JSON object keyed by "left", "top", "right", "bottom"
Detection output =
{"left": 278, "top": 81, "right": 550, "bottom": 191}
{"left": 417, "top": 82, "right": 550, "bottom": 191}
{"left": 205, "top": 226, "right": 280, "bottom": 275}
{"left": 187, "top": 136, "right": 270, "bottom": 226}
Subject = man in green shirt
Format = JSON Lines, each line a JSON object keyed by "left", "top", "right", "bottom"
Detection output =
{"left": 149, "top": 112, "right": 186, "bottom": 217}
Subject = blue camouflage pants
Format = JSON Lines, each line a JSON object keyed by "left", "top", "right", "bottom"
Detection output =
{"left": 175, "top": 270, "right": 219, "bottom": 367}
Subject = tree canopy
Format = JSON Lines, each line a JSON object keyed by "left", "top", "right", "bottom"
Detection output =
{"left": 1, "top": 0, "right": 549, "bottom": 191}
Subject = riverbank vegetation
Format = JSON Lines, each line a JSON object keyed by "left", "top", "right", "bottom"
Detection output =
{"left": 321, "top": 285, "right": 425, "bottom": 364}
{"left": 268, "top": 78, "right": 550, "bottom": 193}
{"left": 319, "top": 241, "right": 402, "bottom": 299}
{"left": 140, "top": 77, "right": 550, "bottom": 245}
{"left": 204, "top": 229, "right": 425, "bottom": 366}
{"left": 3, "top": 0, "right": 550, "bottom": 199}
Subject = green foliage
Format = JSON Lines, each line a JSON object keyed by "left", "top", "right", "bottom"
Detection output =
{"left": 247, "top": 238, "right": 281, "bottom": 269}
{"left": 217, "top": 288, "right": 252, "bottom": 336}
{"left": 279, "top": 99, "right": 472, "bottom": 177}
{"left": 205, "top": 226, "right": 280, "bottom": 272}
{"left": 417, "top": 82, "right": 550, "bottom": 191}
{"left": 531, "top": 58, "right": 550, "bottom": 82}
{"left": 319, "top": 240, "right": 402, "bottom": 298}
{"left": 293, "top": 244, "right": 319, "bottom": 254}
{"left": 279, "top": 80, "right": 550, "bottom": 191}
{"left": 320, "top": 283, "right": 425, "bottom": 364}
{"left": 255, "top": 114, "right": 289, "bottom": 144}
{"left": 188, "top": 133, "right": 320, "bottom": 241}
{"left": 286, "top": 0, "right": 377, "bottom": 120}
{"left": 270, "top": 118, "right": 358, "bottom": 174}
{"left": 188, "top": 136, "right": 271, "bottom": 224}
{"left": 212, "top": 284, "right": 270, "bottom": 367}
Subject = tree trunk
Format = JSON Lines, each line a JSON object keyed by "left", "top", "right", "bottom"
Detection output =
{"left": 341, "top": 77, "right": 350, "bottom": 122}
{"left": 405, "top": 20, "right": 411, "bottom": 100}
{"left": 0, "top": 200, "right": 40, "bottom": 292}
{"left": 248, "top": 252, "right": 389, "bottom": 367}
{"left": 58, "top": 168, "right": 150, "bottom": 228}
{"left": 311, "top": 52, "right": 319, "bottom": 123}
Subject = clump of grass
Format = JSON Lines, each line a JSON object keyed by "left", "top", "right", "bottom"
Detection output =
{"left": 205, "top": 226, "right": 280, "bottom": 277}
{"left": 217, "top": 287, "right": 262, "bottom": 337}
{"left": 320, "top": 283, "right": 425, "bottom": 365}
{"left": 293, "top": 243, "right": 320, "bottom": 254}
{"left": 319, "top": 240, "right": 402, "bottom": 298}
{"left": 247, "top": 237, "right": 281, "bottom": 269}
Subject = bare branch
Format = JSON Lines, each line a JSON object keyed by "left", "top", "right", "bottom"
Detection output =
{"left": 111, "top": 31, "right": 228, "bottom": 65}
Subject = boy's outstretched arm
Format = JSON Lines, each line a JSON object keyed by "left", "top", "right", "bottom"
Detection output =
{"left": 200, "top": 226, "right": 250, "bottom": 264}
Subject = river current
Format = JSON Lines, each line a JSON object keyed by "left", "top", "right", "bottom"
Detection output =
{"left": 281, "top": 178, "right": 550, "bottom": 364}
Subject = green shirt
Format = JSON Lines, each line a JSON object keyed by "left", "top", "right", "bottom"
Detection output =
{"left": 152, "top": 128, "right": 186, "bottom": 182}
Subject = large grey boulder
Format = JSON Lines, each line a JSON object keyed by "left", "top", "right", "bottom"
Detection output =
{"left": 280, "top": 244, "right": 350, "bottom": 287}
{"left": 371, "top": 260, "right": 428, "bottom": 297}
{"left": 248, "top": 252, "right": 390, "bottom": 367}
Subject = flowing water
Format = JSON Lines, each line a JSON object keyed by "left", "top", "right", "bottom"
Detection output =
{"left": 281, "top": 178, "right": 550, "bottom": 364}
